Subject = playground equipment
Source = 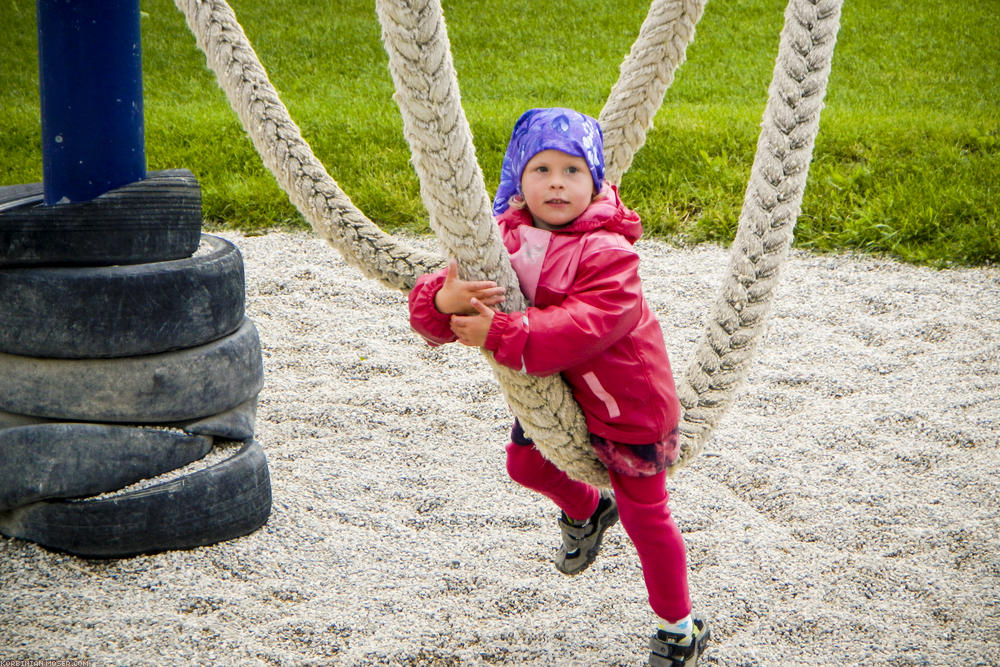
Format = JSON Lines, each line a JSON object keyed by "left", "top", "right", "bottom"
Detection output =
{"left": 0, "top": 0, "right": 841, "bottom": 555}
{"left": 176, "top": 0, "right": 841, "bottom": 487}
{"left": 0, "top": 0, "right": 270, "bottom": 557}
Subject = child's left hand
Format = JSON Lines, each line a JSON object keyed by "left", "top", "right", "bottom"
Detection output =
{"left": 449, "top": 297, "right": 495, "bottom": 347}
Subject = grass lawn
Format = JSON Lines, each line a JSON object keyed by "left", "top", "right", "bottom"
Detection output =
{"left": 1, "top": 0, "right": 997, "bottom": 266}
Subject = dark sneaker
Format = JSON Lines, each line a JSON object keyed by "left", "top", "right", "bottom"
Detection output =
{"left": 648, "top": 617, "right": 711, "bottom": 666}
{"left": 555, "top": 490, "right": 619, "bottom": 575}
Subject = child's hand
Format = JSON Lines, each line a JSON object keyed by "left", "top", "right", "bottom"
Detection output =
{"left": 434, "top": 259, "right": 506, "bottom": 315}
{"left": 450, "top": 297, "right": 495, "bottom": 347}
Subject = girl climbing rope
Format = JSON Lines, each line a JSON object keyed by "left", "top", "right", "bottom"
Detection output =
{"left": 176, "top": 0, "right": 842, "bottom": 660}
{"left": 409, "top": 107, "right": 710, "bottom": 666}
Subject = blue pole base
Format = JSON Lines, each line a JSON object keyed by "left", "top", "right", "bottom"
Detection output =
{"left": 37, "top": 0, "right": 147, "bottom": 205}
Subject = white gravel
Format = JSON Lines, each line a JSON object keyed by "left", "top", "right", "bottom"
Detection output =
{"left": 1, "top": 230, "right": 998, "bottom": 666}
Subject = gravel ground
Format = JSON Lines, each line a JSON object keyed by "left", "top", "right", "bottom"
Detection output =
{"left": 2, "top": 230, "right": 998, "bottom": 666}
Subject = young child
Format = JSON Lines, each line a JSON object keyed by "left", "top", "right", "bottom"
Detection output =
{"left": 409, "top": 108, "right": 710, "bottom": 666}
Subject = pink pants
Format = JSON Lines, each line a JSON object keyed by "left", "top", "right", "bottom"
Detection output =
{"left": 506, "top": 440, "right": 692, "bottom": 622}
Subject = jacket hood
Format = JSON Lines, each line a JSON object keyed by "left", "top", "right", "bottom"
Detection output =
{"left": 497, "top": 184, "right": 643, "bottom": 245}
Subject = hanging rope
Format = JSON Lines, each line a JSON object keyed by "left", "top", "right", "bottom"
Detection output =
{"left": 173, "top": 0, "right": 443, "bottom": 292}
{"left": 673, "top": 0, "right": 842, "bottom": 467}
{"left": 600, "top": 0, "right": 707, "bottom": 186}
{"left": 175, "top": 0, "right": 842, "bottom": 486}
{"left": 375, "top": 0, "right": 842, "bottom": 481}
{"left": 374, "top": 0, "right": 603, "bottom": 484}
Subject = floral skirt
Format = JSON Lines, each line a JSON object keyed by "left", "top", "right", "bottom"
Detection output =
{"left": 511, "top": 420, "right": 680, "bottom": 478}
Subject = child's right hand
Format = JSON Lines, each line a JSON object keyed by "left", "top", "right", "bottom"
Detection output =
{"left": 434, "top": 259, "right": 506, "bottom": 315}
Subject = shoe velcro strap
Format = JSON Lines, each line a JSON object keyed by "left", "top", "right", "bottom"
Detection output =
{"left": 649, "top": 633, "right": 696, "bottom": 661}
{"left": 559, "top": 520, "right": 591, "bottom": 539}
{"left": 563, "top": 533, "right": 588, "bottom": 550}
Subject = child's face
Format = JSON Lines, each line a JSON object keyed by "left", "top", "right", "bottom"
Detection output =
{"left": 520, "top": 149, "right": 595, "bottom": 230}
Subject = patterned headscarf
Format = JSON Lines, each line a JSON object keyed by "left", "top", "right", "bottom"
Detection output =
{"left": 492, "top": 108, "right": 605, "bottom": 215}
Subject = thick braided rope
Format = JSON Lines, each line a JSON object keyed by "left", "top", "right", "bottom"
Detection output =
{"left": 673, "top": 0, "right": 842, "bottom": 467}
{"left": 175, "top": 0, "right": 840, "bottom": 482}
{"left": 172, "top": 0, "right": 443, "bottom": 291}
{"left": 599, "top": 0, "right": 707, "bottom": 186}
{"left": 375, "top": 0, "right": 607, "bottom": 486}
{"left": 172, "top": 0, "right": 602, "bottom": 484}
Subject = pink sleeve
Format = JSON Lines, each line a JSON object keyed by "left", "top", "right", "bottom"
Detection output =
{"left": 408, "top": 269, "right": 456, "bottom": 346}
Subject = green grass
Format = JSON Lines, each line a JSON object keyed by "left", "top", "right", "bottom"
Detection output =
{"left": 2, "top": 0, "right": 998, "bottom": 266}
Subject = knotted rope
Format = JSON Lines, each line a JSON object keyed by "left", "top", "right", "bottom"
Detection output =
{"left": 175, "top": 0, "right": 842, "bottom": 485}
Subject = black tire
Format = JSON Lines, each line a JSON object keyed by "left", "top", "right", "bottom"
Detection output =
{"left": 0, "top": 182, "right": 43, "bottom": 213}
{"left": 0, "top": 233, "right": 245, "bottom": 358}
{"left": 0, "top": 409, "right": 43, "bottom": 429}
{"left": 179, "top": 396, "right": 257, "bottom": 441}
{"left": 0, "top": 318, "right": 264, "bottom": 423}
{"left": 0, "top": 424, "right": 213, "bottom": 511}
{"left": 0, "top": 169, "right": 202, "bottom": 267}
{"left": 0, "top": 396, "right": 258, "bottom": 441}
{"left": 0, "top": 441, "right": 271, "bottom": 558}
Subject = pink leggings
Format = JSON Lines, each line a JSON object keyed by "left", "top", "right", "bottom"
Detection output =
{"left": 506, "top": 440, "right": 692, "bottom": 622}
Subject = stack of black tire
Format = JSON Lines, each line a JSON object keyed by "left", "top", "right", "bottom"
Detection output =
{"left": 0, "top": 169, "right": 270, "bottom": 558}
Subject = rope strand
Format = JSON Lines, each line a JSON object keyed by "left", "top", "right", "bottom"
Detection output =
{"left": 375, "top": 0, "right": 603, "bottom": 485}
{"left": 172, "top": 0, "right": 444, "bottom": 292}
{"left": 600, "top": 0, "right": 707, "bottom": 186}
{"left": 674, "top": 0, "right": 842, "bottom": 466}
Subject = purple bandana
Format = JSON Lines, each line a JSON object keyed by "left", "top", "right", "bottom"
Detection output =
{"left": 492, "top": 108, "right": 605, "bottom": 215}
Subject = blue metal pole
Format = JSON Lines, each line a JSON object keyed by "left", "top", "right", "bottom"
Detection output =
{"left": 37, "top": 0, "right": 146, "bottom": 205}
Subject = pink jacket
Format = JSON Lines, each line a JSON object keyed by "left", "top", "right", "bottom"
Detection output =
{"left": 408, "top": 185, "right": 680, "bottom": 444}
